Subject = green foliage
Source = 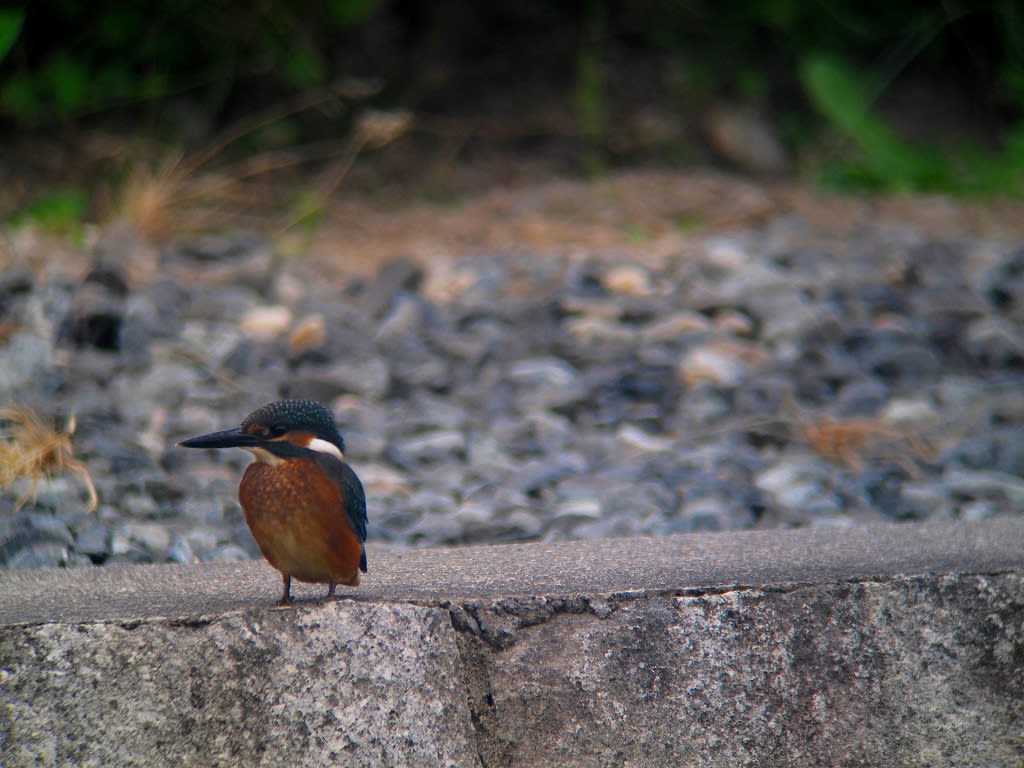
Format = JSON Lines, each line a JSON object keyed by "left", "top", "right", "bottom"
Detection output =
{"left": 624, "top": 223, "right": 648, "bottom": 243}
{"left": 801, "top": 53, "right": 946, "bottom": 191}
{"left": 2, "top": 54, "right": 99, "bottom": 121}
{"left": 673, "top": 214, "right": 704, "bottom": 234}
{"left": 801, "top": 53, "right": 1024, "bottom": 195}
{"left": 641, "top": 2, "right": 1024, "bottom": 196}
{"left": 328, "top": 0, "right": 379, "bottom": 26}
{"left": 574, "top": 43, "right": 605, "bottom": 174}
{"left": 0, "top": 8, "right": 22, "bottom": 61}
{"left": 10, "top": 189, "right": 87, "bottom": 237}
{"left": 0, "top": 2, "right": 1021, "bottom": 199}
{"left": 0, "top": 3, "right": 382, "bottom": 125}
{"left": 574, "top": 0, "right": 608, "bottom": 176}
{"left": 283, "top": 44, "right": 326, "bottom": 88}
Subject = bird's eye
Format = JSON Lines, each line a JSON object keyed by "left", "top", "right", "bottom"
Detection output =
{"left": 269, "top": 424, "right": 287, "bottom": 437}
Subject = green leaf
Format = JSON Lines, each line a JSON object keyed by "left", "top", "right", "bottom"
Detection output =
{"left": 0, "top": 8, "right": 24, "bottom": 62}
{"left": 800, "top": 53, "right": 949, "bottom": 191}
{"left": 45, "top": 53, "right": 89, "bottom": 116}
{"left": 328, "top": 0, "right": 379, "bottom": 26}
{"left": 10, "top": 189, "right": 87, "bottom": 234}
{"left": 753, "top": 0, "right": 797, "bottom": 28}
{"left": 0, "top": 76, "right": 40, "bottom": 121}
{"left": 283, "top": 45, "right": 325, "bottom": 87}
{"left": 140, "top": 72, "right": 168, "bottom": 101}
{"left": 93, "top": 66, "right": 135, "bottom": 102}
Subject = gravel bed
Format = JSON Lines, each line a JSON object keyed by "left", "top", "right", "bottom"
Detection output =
{"left": 2, "top": 217, "right": 1023, "bottom": 569}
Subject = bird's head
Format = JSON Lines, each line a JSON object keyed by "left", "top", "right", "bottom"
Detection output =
{"left": 178, "top": 399, "right": 344, "bottom": 465}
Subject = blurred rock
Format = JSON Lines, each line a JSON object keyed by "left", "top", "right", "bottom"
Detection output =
{"left": 703, "top": 104, "right": 788, "bottom": 174}
{"left": 4, "top": 223, "right": 1023, "bottom": 570}
{"left": 239, "top": 305, "right": 293, "bottom": 341}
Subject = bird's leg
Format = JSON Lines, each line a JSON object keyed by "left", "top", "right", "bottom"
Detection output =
{"left": 277, "top": 574, "right": 293, "bottom": 606}
{"left": 325, "top": 579, "right": 337, "bottom": 601}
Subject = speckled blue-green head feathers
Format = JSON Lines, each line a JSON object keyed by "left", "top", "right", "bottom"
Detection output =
{"left": 241, "top": 399, "right": 344, "bottom": 452}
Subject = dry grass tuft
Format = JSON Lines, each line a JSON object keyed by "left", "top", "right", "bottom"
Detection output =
{"left": 114, "top": 94, "right": 412, "bottom": 244}
{"left": 801, "top": 417, "right": 934, "bottom": 475}
{"left": 0, "top": 405, "right": 98, "bottom": 512}
{"left": 119, "top": 156, "right": 250, "bottom": 241}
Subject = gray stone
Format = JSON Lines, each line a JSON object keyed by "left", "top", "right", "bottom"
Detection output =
{"left": 569, "top": 514, "right": 641, "bottom": 539}
{"left": 11, "top": 219, "right": 1024, "bottom": 575}
{"left": 395, "top": 430, "right": 467, "bottom": 463}
{"left": 959, "top": 499, "right": 1001, "bottom": 521}
{"left": 374, "top": 292, "right": 425, "bottom": 344}
{"left": 563, "top": 316, "right": 637, "bottom": 347}
{"left": 181, "top": 498, "right": 225, "bottom": 524}
{"left": 496, "top": 508, "right": 544, "bottom": 539}
{"left": 73, "top": 520, "right": 111, "bottom": 557}
{"left": 880, "top": 395, "right": 939, "bottom": 426}
{"left": 204, "top": 543, "right": 251, "bottom": 562}
{"left": 406, "top": 511, "right": 465, "bottom": 544}
{"left": 183, "top": 525, "right": 231, "bottom": 554}
{"left": 116, "top": 521, "right": 172, "bottom": 552}
{"left": 899, "top": 481, "right": 952, "bottom": 519}
{"left": 511, "top": 457, "right": 586, "bottom": 495}
{"left": 391, "top": 348, "right": 450, "bottom": 389}
{"left": 4, "top": 541, "right": 70, "bottom": 569}
{"left": 116, "top": 362, "right": 204, "bottom": 425}
{"left": 359, "top": 257, "right": 425, "bottom": 319}
{"left": 506, "top": 357, "right": 586, "bottom": 408}
{"left": 398, "top": 395, "right": 468, "bottom": 431}
{"left": 484, "top": 575, "right": 1024, "bottom": 767}
{"left": 24, "top": 513, "right": 75, "bottom": 547}
{"left": 756, "top": 460, "right": 828, "bottom": 504}
{"left": 676, "top": 495, "right": 731, "bottom": 531}
{"left": 1, "top": 521, "right": 1023, "bottom": 768}
{"left": 761, "top": 299, "right": 835, "bottom": 345}
{"left": 552, "top": 498, "right": 603, "bottom": 521}
{"left": 966, "top": 316, "right": 1024, "bottom": 366}
{"left": 703, "top": 104, "right": 788, "bottom": 174}
{"left": 992, "top": 427, "right": 1024, "bottom": 476}
{"left": 108, "top": 530, "right": 139, "bottom": 558}
{"left": 834, "top": 377, "right": 889, "bottom": 417}
{"left": 0, "top": 331, "right": 53, "bottom": 393}
{"left": 298, "top": 357, "right": 391, "bottom": 401}
{"left": 465, "top": 433, "right": 519, "bottom": 474}
{"left": 120, "top": 492, "right": 161, "bottom": 519}
{"left": 405, "top": 489, "right": 457, "bottom": 518}
{"left": 166, "top": 534, "right": 196, "bottom": 564}
{"left": 945, "top": 467, "right": 1024, "bottom": 509}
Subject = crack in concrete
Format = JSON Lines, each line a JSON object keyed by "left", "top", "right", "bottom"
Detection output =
{"left": 437, "top": 570, "right": 1024, "bottom": 767}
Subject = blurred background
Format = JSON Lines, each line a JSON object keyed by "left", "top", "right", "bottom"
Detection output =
{"left": 2, "top": 0, "right": 1023, "bottom": 233}
{"left": 2, "top": 2, "right": 1024, "bottom": 571}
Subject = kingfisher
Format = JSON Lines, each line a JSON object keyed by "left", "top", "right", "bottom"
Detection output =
{"left": 178, "top": 399, "right": 367, "bottom": 605}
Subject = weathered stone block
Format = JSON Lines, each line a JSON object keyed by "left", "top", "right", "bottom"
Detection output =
{"left": 1, "top": 602, "right": 480, "bottom": 768}
{"left": 481, "top": 574, "right": 1024, "bottom": 767}
{"left": 2, "top": 521, "right": 1023, "bottom": 767}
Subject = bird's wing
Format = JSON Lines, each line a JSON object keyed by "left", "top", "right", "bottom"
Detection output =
{"left": 315, "top": 453, "right": 368, "bottom": 546}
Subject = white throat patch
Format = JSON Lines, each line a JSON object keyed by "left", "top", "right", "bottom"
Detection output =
{"left": 306, "top": 437, "right": 344, "bottom": 461}
{"left": 245, "top": 447, "right": 286, "bottom": 466}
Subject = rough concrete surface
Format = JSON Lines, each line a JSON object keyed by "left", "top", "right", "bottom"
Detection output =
{"left": 478, "top": 575, "right": 1024, "bottom": 767}
{"left": 2, "top": 519, "right": 1024, "bottom": 767}
{"left": 1, "top": 601, "right": 479, "bottom": 768}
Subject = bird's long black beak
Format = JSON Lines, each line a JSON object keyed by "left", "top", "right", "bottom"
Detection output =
{"left": 177, "top": 427, "right": 263, "bottom": 450}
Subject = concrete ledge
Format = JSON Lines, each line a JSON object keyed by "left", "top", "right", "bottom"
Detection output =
{"left": 2, "top": 519, "right": 1023, "bottom": 767}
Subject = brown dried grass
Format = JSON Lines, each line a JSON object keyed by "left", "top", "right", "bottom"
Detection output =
{"left": 0, "top": 405, "right": 98, "bottom": 512}
{"left": 116, "top": 104, "right": 412, "bottom": 243}
{"left": 801, "top": 417, "right": 935, "bottom": 475}
{"left": 119, "top": 156, "right": 242, "bottom": 240}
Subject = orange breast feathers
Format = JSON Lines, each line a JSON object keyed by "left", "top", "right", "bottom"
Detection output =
{"left": 238, "top": 458, "right": 364, "bottom": 587}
